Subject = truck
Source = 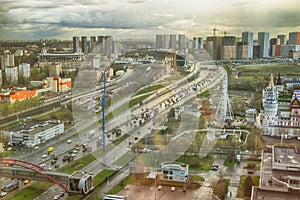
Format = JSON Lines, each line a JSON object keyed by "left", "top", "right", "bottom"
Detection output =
{"left": 2, "top": 182, "right": 19, "bottom": 192}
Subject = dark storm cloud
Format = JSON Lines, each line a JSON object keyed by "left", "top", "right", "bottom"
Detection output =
{"left": 0, "top": 0, "right": 299, "bottom": 40}
{"left": 127, "top": 0, "right": 146, "bottom": 3}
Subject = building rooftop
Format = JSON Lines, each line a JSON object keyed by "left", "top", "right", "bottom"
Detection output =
{"left": 9, "top": 120, "right": 62, "bottom": 135}
{"left": 70, "top": 171, "right": 87, "bottom": 179}
{"left": 161, "top": 162, "right": 188, "bottom": 171}
{"left": 252, "top": 146, "right": 300, "bottom": 199}
{"left": 273, "top": 146, "right": 300, "bottom": 169}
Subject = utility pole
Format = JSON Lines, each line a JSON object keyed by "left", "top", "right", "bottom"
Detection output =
{"left": 102, "top": 69, "right": 107, "bottom": 151}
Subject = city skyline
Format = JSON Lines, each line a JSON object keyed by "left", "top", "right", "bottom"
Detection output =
{"left": 0, "top": 0, "right": 300, "bottom": 40}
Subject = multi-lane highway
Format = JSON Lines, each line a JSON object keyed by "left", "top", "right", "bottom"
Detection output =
{"left": 5, "top": 49, "right": 226, "bottom": 199}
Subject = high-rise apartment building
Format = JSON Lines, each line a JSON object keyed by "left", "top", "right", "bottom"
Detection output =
{"left": 73, "top": 36, "right": 80, "bottom": 53}
{"left": 163, "top": 35, "right": 170, "bottom": 49}
{"left": 221, "top": 36, "right": 237, "bottom": 60}
{"left": 236, "top": 42, "right": 249, "bottom": 60}
{"left": 288, "top": 32, "right": 300, "bottom": 45}
{"left": 222, "top": 36, "right": 236, "bottom": 46}
{"left": 258, "top": 32, "right": 270, "bottom": 58}
{"left": 49, "top": 62, "right": 62, "bottom": 77}
{"left": 90, "top": 36, "right": 96, "bottom": 52}
{"left": 97, "top": 36, "right": 105, "bottom": 53}
{"left": 81, "top": 36, "right": 88, "bottom": 53}
{"left": 156, "top": 34, "right": 176, "bottom": 49}
{"left": 18, "top": 63, "right": 30, "bottom": 79}
{"left": 269, "top": 38, "right": 279, "bottom": 57}
{"left": 5, "top": 67, "right": 18, "bottom": 83}
{"left": 242, "top": 31, "right": 254, "bottom": 59}
{"left": 253, "top": 45, "right": 260, "bottom": 59}
{"left": 205, "top": 36, "right": 223, "bottom": 60}
{"left": 193, "top": 37, "right": 204, "bottom": 49}
{"left": 178, "top": 34, "right": 186, "bottom": 51}
{"left": 112, "top": 41, "right": 120, "bottom": 55}
{"left": 104, "top": 36, "right": 113, "bottom": 56}
{"left": 277, "top": 34, "right": 287, "bottom": 45}
{"left": 170, "top": 35, "right": 177, "bottom": 49}
{"left": 155, "top": 35, "right": 163, "bottom": 49}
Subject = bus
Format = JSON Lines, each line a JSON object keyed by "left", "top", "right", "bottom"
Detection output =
{"left": 103, "top": 194, "right": 124, "bottom": 200}
{"left": 2, "top": 182, "right": 19, "bottom": 192}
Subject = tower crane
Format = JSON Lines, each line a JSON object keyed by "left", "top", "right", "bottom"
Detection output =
{"left": 223, "top": 31, "right": 230, "bottom": 36}
{"left": 212, "top": 27, "right": 219, "bottom": 37}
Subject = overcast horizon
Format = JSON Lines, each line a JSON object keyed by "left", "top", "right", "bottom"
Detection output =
{"left": 0, "top": 0, "right": 300, "bottom": 40}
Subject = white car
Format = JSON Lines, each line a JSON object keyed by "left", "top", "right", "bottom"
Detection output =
{"left": 42, "top": 154, "right": 48, "bottom": 158}
{"left": 0, "top": 192, "right": 7, "bottom": 197}
{"left": 53, "top": 194, "right": 60, "bottom": 200}
{"left": 34, "top": 146, "right": 39, "bottom": 150}
{"left": 67, "top": 139, "right": 72, "bottom": 144}
{"left": 40, "top": 163, "right": 46, "bottom": 168}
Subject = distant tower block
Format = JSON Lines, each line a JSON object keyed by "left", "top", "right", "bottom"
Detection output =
{"left": 214, "top": 72, "right": 234, "bottom": 127}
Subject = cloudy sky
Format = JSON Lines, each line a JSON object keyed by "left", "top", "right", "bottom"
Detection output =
{"left": 0, "top": 0, "right": 299, "bottom": 40}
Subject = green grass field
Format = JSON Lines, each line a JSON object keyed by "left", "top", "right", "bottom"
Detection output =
{"left": 9, "top": 182, "right": 53, "bottom": 200}
{"left": 134, "top": 84, "right": 165, "bottom": 96}
{"left": 113, "top": 151, "right": 135, "bottom": 166}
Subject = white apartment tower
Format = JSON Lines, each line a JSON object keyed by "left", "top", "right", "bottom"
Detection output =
{"left": 18, "top": 63, "right": 30, "bottom": 78}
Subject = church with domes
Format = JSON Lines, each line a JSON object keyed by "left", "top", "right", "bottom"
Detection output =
{"left": 261, "top": 73, "right": 300, "bottom": 136}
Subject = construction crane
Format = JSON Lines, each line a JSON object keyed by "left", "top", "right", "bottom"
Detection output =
{"left": 212, "top": 27, "right": 219, "bottom": 37}
{"left": 223, "top": 31, "right": 230, "bottom": 36}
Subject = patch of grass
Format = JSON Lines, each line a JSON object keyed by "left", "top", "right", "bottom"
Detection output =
{"left": 176, "top": 155, "right": 214, "bottom": 171}
{"left": 92, "top": 143, "right": 114, "bottom": 158}
{"left": 93, "top": 169, "right": 116, "bottom": 186}
{"left": 237, "top": 175, "right": 259, "bottom": 198}
{"left": 66, "top": 197, "right": 81, "bottom": 200}
{"left": 0, "top": 150, "right": 17, "bottom": 157}
{"left": 113, "top": 151, "right": 135, "bottom": 166}
{"left": 113, "top": 134, "right": 130, "bottom": 146}
{"left": 35, "top": 108, "right": 73, "bottom": 122}
{"left": 57, "top": 154, "right": 96, "bottom": 174}
{"left": 135, "top": 84, "right": 165, "bottom": 96}
{"left": 108, "top": 175, "right": 131, "bottom": 194}
{"left": 192, "top": 175, "right": 205, "bottom": 182}
{"left": 10, "top": 182, "right": 53, "bottom": 200}
{"left": 106, "top": 102, "right": 130, "bottom": 121}
{"left": 129, "top": 94, "right": 152, "bottom": 107}
{"left": 198, "top": 90, "right": 210, "bottom": 98}
{"left": 224, "top": 160, "right": 236, "bottom": 167}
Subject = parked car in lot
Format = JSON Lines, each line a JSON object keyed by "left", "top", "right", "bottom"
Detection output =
{"left": 53, "top": 194, "right": 60, "bottom": 200}
{"left": 210, "top": 164, "right": 219, "bottom": 171}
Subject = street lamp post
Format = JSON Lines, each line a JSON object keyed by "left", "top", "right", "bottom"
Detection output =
{"left": 102, "top": 69, "right": 107, "bottom": 151}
